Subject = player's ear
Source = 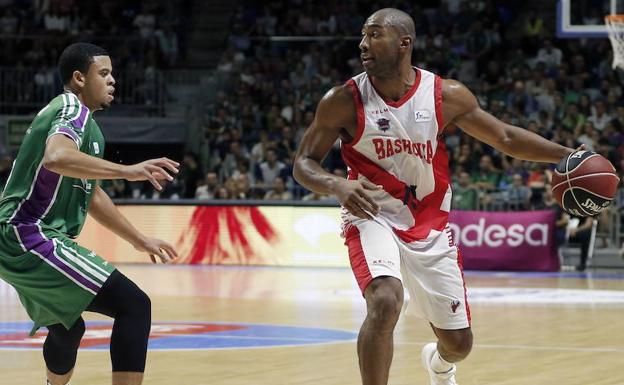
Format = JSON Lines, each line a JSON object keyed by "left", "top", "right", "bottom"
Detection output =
{"left": 71, "top": 70, "right": 86, "bottom": 88}
{"left": 400, "top": 36, "right": 411, "bottom": 49}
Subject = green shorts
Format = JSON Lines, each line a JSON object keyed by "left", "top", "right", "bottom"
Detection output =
{"left": 0, "top": 223, "right": 116, "bottom": 334}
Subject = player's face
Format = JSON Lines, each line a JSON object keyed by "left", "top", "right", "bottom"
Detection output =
{"left": 359, "top": 18, "right": 401, "bottom": 77}
{"left": 83, "top": 56, "right": 115, "bottom": 110}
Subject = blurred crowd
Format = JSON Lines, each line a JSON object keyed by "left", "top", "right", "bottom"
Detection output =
{"left": 0, "top": 0, "right": 623, "bottom": 211}
{"left": 0, "top": 0, "right": 186, "bottom": 112}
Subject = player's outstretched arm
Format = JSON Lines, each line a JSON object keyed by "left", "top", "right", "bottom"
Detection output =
{"left": 293, "top": 85, "right": 380, "bottom": 219}
{"left": 44, "top": 134, "right": 179, "bottom": 190}
{"left": 443, "top": 79, "right": 575, "bottom": 163}
{"left": 89, "top": 185, "right": 178, "bottom": 263}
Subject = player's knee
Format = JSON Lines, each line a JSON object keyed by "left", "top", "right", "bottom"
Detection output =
{"left": 133, "top": 288, "right": 151, "bottom": 315}
{"left": 123, "top": 284, "right": 151, "bottom": 318}
{"left": 366, "top": 279, "right": 403, "bottom": 325}
{"left": 440, "top": 329, "right": 473, "bottom": 358}
{"left": 69, "top": 317, "right": 86, "bottom": 347}
{"left": 48, "top": 318, "right": 85, "bottom": 348}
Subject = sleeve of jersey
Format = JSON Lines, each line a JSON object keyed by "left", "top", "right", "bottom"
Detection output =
{"left": 46, "top": 101, "right": 87, "bottom": 149}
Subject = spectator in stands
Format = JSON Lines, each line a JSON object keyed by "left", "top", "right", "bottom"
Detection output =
{"left": 179, "top": 152, "right": 202, "bottom": 198}
{"left": 264, "top": 176, "right": 292, "bottom": 200}
{"left": 214, "top": 186, "right": 231, "bottom": 200}
{"left": 499, "top": 157, "right": 529, "bottom": 190}
{"left": 576, "top": 122, "right": 598, "bottom": 151}
{"left": 233, "top": 174, "right": 258, "bottom": 200}
{"left": 195, "top": 171, "right": 219, "bottom": 199}
{"left": 452, "top": 172, "right": 478, "bottom": 210}
{"left": 133, "top": 3, "right": 156, "bottom": 39}
{"left": 220, "top": 141, "right": 249, "bottom": 181}
{"left": 539, "top": 183, "right": 569, "bottom": 248}
{"left": 255, "top": 149, "right": 288, "bottom": 190}
{"left": 505, "top": 173, "right": 532, "bottom": 210}
{"left": 536, "top": 39, "right": 563, "bottom": 69}
{"left": 568, "top": 216, "right": 595, "bottom": 272}
{"left": 471, "top": 155, "right": 500, "bottom": 191}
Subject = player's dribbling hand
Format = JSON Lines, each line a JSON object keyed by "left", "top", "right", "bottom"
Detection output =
{"left": 134, "top": 237, "right": 179, "bottom": 264}
{"left": 334, "top": 179, "right": 381, "bottom": 220}
{"left": 123, "top": 158, "right": 180, "bottom": 191}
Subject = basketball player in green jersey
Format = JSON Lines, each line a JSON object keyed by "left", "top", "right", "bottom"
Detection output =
{"left": 0, "top": 43, "right": 179, "bottom": 385}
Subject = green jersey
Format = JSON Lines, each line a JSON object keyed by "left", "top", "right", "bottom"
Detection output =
{"left": 0, "top": 92, "right": 104, "bottom": 237}
{"left": 0, "top": 92, "right": 115, "bottom": 333}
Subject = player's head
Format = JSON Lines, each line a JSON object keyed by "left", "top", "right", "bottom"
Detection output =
{"left": 58, "top": 43, "right": 115, "bottom": 111}
{"left": 359, "top": 8, "right": 415, "bottom": 77}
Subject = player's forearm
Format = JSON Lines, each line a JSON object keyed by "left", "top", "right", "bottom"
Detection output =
{"left": 43, "top": 147, "right": 126, "bottom": 180}
{"left": 293, "top": 157, "right": 343, "bottom": 195}
{"left": 500, "top": 125, "right": 574, "bottom": 163}
{"left": 89, "top": 189, "right": 146, "bottom": 247}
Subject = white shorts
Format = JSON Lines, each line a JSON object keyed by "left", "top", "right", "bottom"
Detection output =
{"left": 343, "top": 219, "right": 471, "bottom": 330}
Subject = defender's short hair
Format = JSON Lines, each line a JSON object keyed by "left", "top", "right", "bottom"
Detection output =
{"left": 58, "top": 43, "right": 109, "bottom": 85}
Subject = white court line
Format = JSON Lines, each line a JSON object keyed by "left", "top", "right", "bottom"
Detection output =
{"left": 397, "top": 341, "right": 624, "bottom": 353}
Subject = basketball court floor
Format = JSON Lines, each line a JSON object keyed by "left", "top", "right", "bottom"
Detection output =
{"left": 0, "top": 264, "right": 623, "bottom": 384}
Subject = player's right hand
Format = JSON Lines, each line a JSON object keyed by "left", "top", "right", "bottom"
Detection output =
{"left": 334, "top": 179, "right": 381, "bottom": 220}
{"left": 123, "top": 158, "right": 180, "bottom": 191}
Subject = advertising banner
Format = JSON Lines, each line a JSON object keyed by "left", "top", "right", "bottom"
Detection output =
{"left": 448, "top": 210, "right": 559, "bottom": 271}
{"left": 77, "top": 205, "right": 347, "bottom": 267}
{"left": 78, "top": 205, "right": 558, "bottom": 270}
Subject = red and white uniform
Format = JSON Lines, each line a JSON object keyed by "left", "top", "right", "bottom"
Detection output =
{"left": 341, "top": 68, "right": 470, "bottom": 329}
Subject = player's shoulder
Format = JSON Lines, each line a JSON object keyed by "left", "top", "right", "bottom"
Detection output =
{"left": 320, "top": 83, "right": 355, "bottom": 105}
{"left": 316, "top": 83, "right": 357, "bottom": 125}
{"left": 440, "top": 78, "right": 478, "bottom": 111}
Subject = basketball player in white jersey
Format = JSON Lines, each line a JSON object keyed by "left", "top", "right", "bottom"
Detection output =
{"left": 293, "top": 8, "right": 579, "bottom": 385}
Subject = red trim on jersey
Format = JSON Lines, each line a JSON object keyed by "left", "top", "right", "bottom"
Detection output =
{"left": 344, "top": 226, "right": 373, "bottom": 294}
{"left": 393, "top": 138, "right": 451, "bottom": 242}
{"left": 370, "top": 68, "right": 421, "bottom": 109}
{"left": 343, "top": 79, "right": 365, "bottom": 148}
{"left": 341, "top": 146, "right": 419, "bottom": 218}
{"left": 434, "top": 75, "right": 444, "bottom": 134}
{"left": 456, "top": 248, "right": 472, "bottom": 326}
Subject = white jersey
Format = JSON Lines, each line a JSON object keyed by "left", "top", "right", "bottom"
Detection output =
{"left": 341, "top": 67, "right": 452, "bottom": 242}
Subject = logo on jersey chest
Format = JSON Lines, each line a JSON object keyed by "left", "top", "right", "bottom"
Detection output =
{"left": 376, "top": 118, "right": 390, "bottom": 132}
{"left": 414, "top": 109, "right": 432, "bottom": 122}
{"left": 372, "top": 138, "right": 433, "bottom": 163}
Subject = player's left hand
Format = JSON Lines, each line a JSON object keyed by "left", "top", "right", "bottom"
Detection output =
{"left": 134, "top": 237, "right": 179, "bottom": 263}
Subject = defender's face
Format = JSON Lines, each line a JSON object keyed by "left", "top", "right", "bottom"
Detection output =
{"left": 359, "top": 17, "right": 401, "bottom": 77}
{"left": 84, "top": 56, "right": 115, "bottom": 110}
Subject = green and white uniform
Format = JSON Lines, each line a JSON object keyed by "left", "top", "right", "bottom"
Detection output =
{"left": 0, "top": 92, "right": 115, "bottom": 334}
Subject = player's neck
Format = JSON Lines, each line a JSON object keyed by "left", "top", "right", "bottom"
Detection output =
{"left": 370, "top": 66, "right": 416, "bottom": 102}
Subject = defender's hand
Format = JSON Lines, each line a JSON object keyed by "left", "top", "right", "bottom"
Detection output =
{"left": 134, "top": 237, "right": 179, "bottom": 264}
{"left": 334, "top": 179, "right": 381, "bottom": 220}
{"left": 123, "top": 158, "right": 180, "bottom": 190}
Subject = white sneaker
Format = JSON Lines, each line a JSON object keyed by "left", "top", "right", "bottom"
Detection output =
{"left": 421, "top": 343, "right": 458, "bottom": 385}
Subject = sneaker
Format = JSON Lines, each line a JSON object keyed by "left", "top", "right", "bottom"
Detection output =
{"left": 421, "top": 342, "right": 458, "bottom": 385}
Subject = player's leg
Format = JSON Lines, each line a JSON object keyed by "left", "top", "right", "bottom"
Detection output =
{"left": 573, "top": 228, "right": 591, "bottom": 271}
{"left": 400, "top": 228, "right": 471, "bottom": 385}
{"left": 44, "top": 318, "right": 85, "bottom": 385}
{"left": 344, "top": 220, "right": 403, "bottom": 385}
{"left": 86, "top": 270, "right": 151, "bottom": 385}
